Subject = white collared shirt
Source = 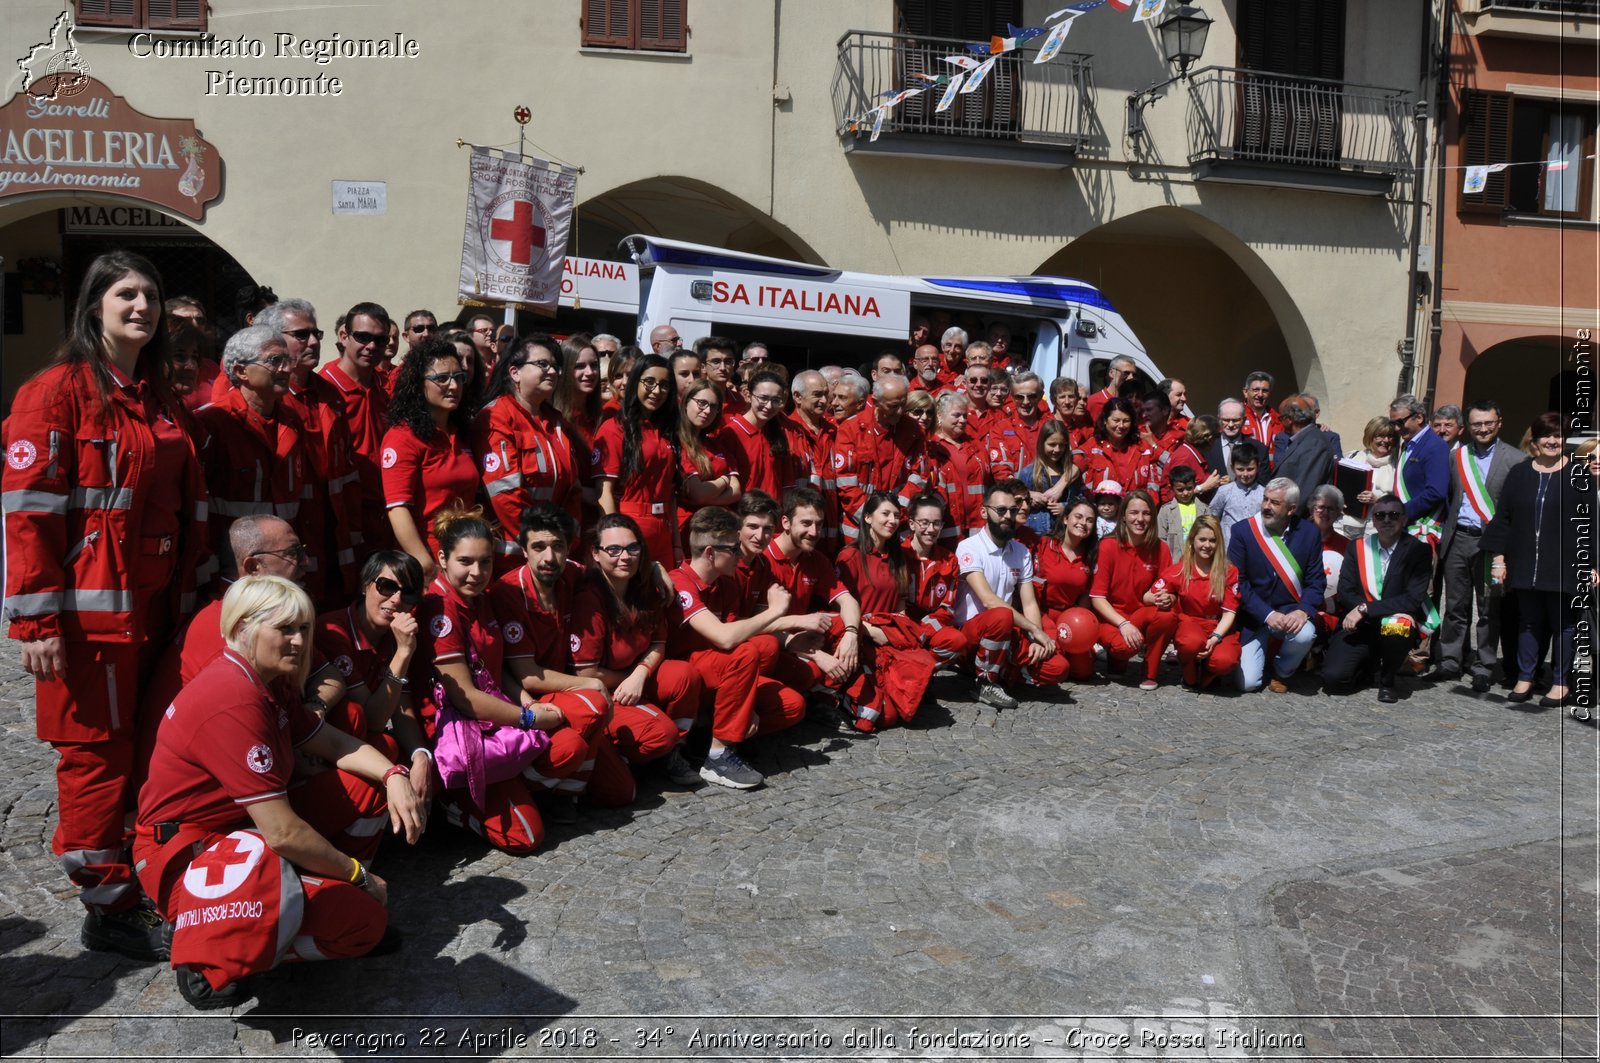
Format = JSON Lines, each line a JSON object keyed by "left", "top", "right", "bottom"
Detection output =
{"left": 954, "top": 527, "right": 1032, "bottom": 624}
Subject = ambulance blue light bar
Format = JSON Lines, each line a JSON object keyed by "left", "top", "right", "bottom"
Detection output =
{"left": 922, "top": 277, "right": 1117, "bottom": 312}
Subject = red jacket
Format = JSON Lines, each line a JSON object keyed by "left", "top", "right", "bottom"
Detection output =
{"left": 1077, "top": 437, "right": 1165, "bottom": 499}
{"left": 3, "top": 361, "right": 209, "bottom": 643}
{"left": 982, "top": 411, "right": 1047, "bottom": 479}
{"left": 925, "top": 434, "right": 991, "bottom": 542}
{"left": 473, "top": 396, "right": 586, "bottom": 564}
{"left": 1240, "top": 405, "right": 1283, "bottom": 462}
{"left": 830, "top": 410, "right": 929, "bottom": 545}
{"left": 197, "top": 389, "right": 311, "bottom": 571}
{"left": 283, "top": 373, "right": 364, "bottom": 595}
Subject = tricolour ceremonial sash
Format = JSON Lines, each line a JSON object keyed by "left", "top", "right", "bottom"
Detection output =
{"left": 1454, "top": 445, "right": 1495, "bottom": 524}
{"left": 1395, "top": 443, "right": 1442, "bottom": 546}
{"left": 1355, "top": 533, "right": 1441, "bottom": 633}
{"left": 1247, "top": 514, "right": 1302, "bottom": 600}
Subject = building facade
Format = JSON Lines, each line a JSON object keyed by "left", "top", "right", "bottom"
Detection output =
{"left": 3, "top": 0, "right": 1441, "bottom": 440}
{"left": 1431, "top": 0, "right": 1599, "bottom": 439}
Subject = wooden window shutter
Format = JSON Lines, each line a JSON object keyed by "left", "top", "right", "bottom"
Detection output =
{"left": 1460, "top": 90, "right": 1513, "bottom": 214}
{"left": 583, "top": 0, "right": 633, "bottom": 48}
{"left": 637, "top": 0, "right": 686, "bottom": 51}
{"left": 147, "top": 0, "right": 207, "bottom": 30}
{"left": 76, "top": 0, "right": 138, "bottom": 28}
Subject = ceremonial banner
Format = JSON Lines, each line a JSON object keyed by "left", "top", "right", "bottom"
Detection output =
{"left": 458, "top": 147, "right": 577, "bottom": 315}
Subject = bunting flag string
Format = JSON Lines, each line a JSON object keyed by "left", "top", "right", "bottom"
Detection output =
{"left": 1463, "top": 156, "right": 1592, "bottom": 193}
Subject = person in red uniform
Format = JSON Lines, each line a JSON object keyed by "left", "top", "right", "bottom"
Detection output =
{"left": 199, "top": 326, "right": 313, "bottom": 569}
{"left": 1138, "top": 391, "right": 1190, "bottom": 503}
{"left": 788, "top": 370, "right": 839, "bottom": 554}
{"left": 1084, "top": 356, "right": 1137, "bottom": 425}
{"left": 382, "top": 336, "right": 482, "bottom": 583}
{"left": 1078, "top": 397, "right": 1165, "bottom": 499}
{"left": 1033, "top": 499, "right": 1101, "bottom": 682}
{"left": 165, "top": 318, "right": 216, "bottom": 413}
{"left": 1239, "top": 371, "right": 1282, "bottom": 463}
{"left": 725, "top": 369, "right": 806, "bottom": 500}
{"left": 1161, "top": 514, "right": 1243, "bottom": 688}
{"left": 4, "top": 251, "right": 210, "bottom": 962}
{"left": 901, "top": 494, "right": 968, "bottom": 667}
{"left": 474, "top": 334, "right": 587, "bottom": 572}
{"left": 831, "top": 375, "right": 927, "bottom": 548}
{"left": 1090, "top": 489, "right": 1180, "bottom": 689}
{"left": 554, "top": 333, "right": 605, "bottom": 450}
{"left": 760, "top": 486, "right": 866, "bottom": 697}
{"left": 985, "top": 370, "right": 1049, "bottom": 479}
{"left": 669, "top": 507, "right": 806, "bottom": 790}
{"left": 925, "top": 391, "right": 991, "bottom": 546}
{"left": 676, "top": 379, "right": 743, "bottom": 545}
{"left": 135, "top": 575, "right": 424, "bottom": 1009}
{"left": 908, "top": 343, "right": 945, "bottom": 396}
{"left": 252, "top": 298, "right": 362, "bottom": 604}
{"left": 418, "top": 508, "right": 606, "bottom": 854}
{"left": 833, "top": 493, "right": 940, "bottom": 731}
{"left": 320, "top": 303, "right": 395, "bottom": 552}
{"left": 595, "top": 354, "right": 680, "bottom": 563}
{"left": 570, "top": 514, "right": 698, "bottom": 773}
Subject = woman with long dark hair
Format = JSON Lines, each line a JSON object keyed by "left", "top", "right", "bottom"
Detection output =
{"left": 570, "top": 514, "right": 698, "bottom": 776}
{"left": 593, "top": 354, "right": 681, "bottom": 562}
{"left": 1079, "top": 396, "right": 1163, "bottom": 499}
{"left": 1034, "top": 498, "right": 1101, "bottom": 682}
{"left": 554, "top": 332, "right": 605, "bottom": 448}
{"left": 473, "top": 334, "right": 587, "bottom": 568}
{"left": 382, "top": 336, "right": 482, "bottom": 583}
{"left": 677, "top": 379, "right": 742, "bottom": 544}
{"left": 4, "top": 250, "right": 209, "bottom": 961}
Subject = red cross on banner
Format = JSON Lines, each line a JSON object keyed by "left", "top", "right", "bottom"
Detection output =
{"left": 192, "top": 836, "right": 253, "bottom": 887}
{"left": 489, "top": 200, "right": 546, "bottom": 266}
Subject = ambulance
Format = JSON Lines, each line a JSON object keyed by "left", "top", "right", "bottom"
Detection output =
{"left": 559, "top": 235, "right": 1163, "bottom": 392}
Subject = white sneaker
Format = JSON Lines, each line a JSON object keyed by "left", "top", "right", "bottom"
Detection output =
{"left": 976, "top": 683, "right": 1019, "bottom": 710}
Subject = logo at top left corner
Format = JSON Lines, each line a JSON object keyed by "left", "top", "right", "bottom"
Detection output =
{"left": 19, "top": 11, "right": 92, "bottom": 103}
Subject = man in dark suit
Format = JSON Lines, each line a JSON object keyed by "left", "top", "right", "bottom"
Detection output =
{"left": 1390, "top": 394, "right": 1450, "bottom": 547}
{"left": 1202, "top": 399, "right": 1249, "bottom": 502}
{"left": 1227, "top": 476, "right": 1327, "bottom": 693}
{"left": 1324, "top": 495, "right": 1436, "bottom": 703}
{"left": 1429, "top": 400, "right": 1528, "bottom": 691}
{"left": 1272, "top": 397, "right": 1337, "bottom": 507}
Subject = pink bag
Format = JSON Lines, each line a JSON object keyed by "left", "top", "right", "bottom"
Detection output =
{"left": 431, "top": 636, "right": 550, "bottom": 809}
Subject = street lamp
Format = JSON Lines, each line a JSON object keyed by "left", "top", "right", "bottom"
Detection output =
{"left": 1127, "top": 3, "right": 1214, "bottom": 140}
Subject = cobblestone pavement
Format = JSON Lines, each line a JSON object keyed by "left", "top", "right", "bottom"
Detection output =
{"left": 0, "top": 637, "right": 1595, "bottom": 1060}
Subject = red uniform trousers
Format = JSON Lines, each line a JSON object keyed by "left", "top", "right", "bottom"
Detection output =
{"left": 1097, "top": 607, "right": 1180, "bottom": 682}
{"left": 607, "top": 660, "right": 699, "bottom": 764}
{"left": 46, "top": 553, "right": 177, "bottom": 914}
{"left": 439, "top": 689, "right": 615, "bottom": 855}
{"left": 689, "top": 634, "right": 805, "bottom": 744}
{"left": 962, "top": 606, "right": 1072, "bottom": 686}
{"left": 621, "top": 501, "right": 677, "bottom": 566}
{"left": 287, "top": 766, "right": 391, "bottom": 864}
{"left": 134, "top": 825, "right": 385, "bottom": 990}
{"left": 1042, "top": 609, "right": 1097, "bottom": 681}
{"left": 915, "top": 609, "right": 969, "bottom": 666}
{"left": 1172, "top": 618, "right": 1243, "bottom": 687}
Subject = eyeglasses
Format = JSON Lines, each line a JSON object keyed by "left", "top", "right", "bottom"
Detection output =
{"left": 471, "top": 327, "right": 496, "bottom": 336}
{"left": 409, "top": 323, "right": 436, "bottom": 334}
{"left": 688, "top": 396, "right": 718, "bottom": 411}
{"left": 282, "top": 327, "right": 324, "bottom": 342}
{"left": 751, "top": 393, "right": 783, "bottom": 407}
{"left": 640, "top": 378, "right": 669, "bottom": 393}
{"left": 597, "top": 542, "right": 643, "bottom": 558}
{"left": 249, "top": 544, "right": 308, "bottom": 562}
{"left": 244, "top": 356, "right": 294, "bottom": 371}
{"left": 910, "top": 518, "right": 944, "bottom": 530}
{"left": 704, "top": 357, "right": 735, "bottom": 368}
{"left": 1310, "top": 504, "right": 1343, "bottom": 515}
{"left": 372, "top": 576, "right": 421, "bottom": 604}
{"left": 1372, "top": 511, "right": 1405, "bottom": 522}
{"left": 519, "top": 359, "right": 556, "bottom": 372}
{"left": 708, "top": 544, "right": 741, "bottom": 555}
{"left": 425, "top": 371, "right": 470, "bottom": 386}
{"left": 987, "top": 505, "right": 1019, "bottom": 517}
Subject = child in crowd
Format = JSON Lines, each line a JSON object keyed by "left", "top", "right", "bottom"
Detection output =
{"left": 1092, "top": 480, "right": 1124, "bottom": 538}
{"left": 1156, "top": 465, "right": 1209, "bottom": 560}
{"left": 1208, "top": 441, "right": 1265, "bottom": 549}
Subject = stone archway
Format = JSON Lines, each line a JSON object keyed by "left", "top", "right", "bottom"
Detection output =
{"left": 574, "top": 176, "right": 823, "bottom": 264}
{"left": 1464, "top": 335, "right": 1573, "bottom": 442}
{"left": 1033, "top": 206, "right": 1315, "bottom": 422}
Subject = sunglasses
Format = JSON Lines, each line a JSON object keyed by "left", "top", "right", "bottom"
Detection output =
{"left": 373, "top": 576, "right": 421, "bottom": 603}
{"left": 425, "top": 371, "right": 470, "bottom": 386}
{"left": 348, "top": 329, "right": 386, "bottom": 346}
{"left": 409, "top": 323, "right": 436, "bottom": 334}
{"left": 282, "top": 327, "right": 324, "bottom": 341}
{"left": 598, "top": 542, "right": 643, "bottom": 558}
{"left": 1372, "top": 511, "right": 1405, "bottom": 522}
{"left": 708, "top": 543, "right": 741, "bottom": 555}
{"left": 987, "top": 505, "right": 1019, "bottom": 517}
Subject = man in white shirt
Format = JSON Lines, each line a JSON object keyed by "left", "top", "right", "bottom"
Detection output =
{"left": 955, "top": 480, "right": 1066, "bottom": 709}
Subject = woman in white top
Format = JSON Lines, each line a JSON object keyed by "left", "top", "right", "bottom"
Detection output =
{"left": 1336, "top": 416, "right": 1400, "bottom": 539}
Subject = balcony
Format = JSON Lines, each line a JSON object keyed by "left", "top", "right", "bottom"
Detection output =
{"left": 831, "top": 30, "right": 1093, "bottom": 168}
{"left": 1465, "top": 0, "right": 1599, "bottom": 40}
{"left": 1181, "top": 67, "right": 1413, "bottom": 196}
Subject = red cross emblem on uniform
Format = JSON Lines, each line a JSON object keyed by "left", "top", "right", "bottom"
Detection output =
{"left": 191, "top": 835, "right": 254, "bottom": 887}
{"left": 490, "top": 199, "right": 546, "bottom": 266}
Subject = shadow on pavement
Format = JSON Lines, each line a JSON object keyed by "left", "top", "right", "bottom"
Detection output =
{"left": 0, "top": 916, "right": 125, "bottom": 1055}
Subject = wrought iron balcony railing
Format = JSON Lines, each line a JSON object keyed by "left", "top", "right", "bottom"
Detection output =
{"left": 1479, "top": 0, "right": 1599, "bottom": 14}
{"left": 832, "top": 30, "right": 1093, "bottom": 159}
{"left": 1184, "top": 66, "right": 1412, "bottom": 183}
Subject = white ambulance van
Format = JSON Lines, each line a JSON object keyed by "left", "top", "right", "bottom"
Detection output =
{"left": 585, "top": 235, "right": 1162, "bottom": 393}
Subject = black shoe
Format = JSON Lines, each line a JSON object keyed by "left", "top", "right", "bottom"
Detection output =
{"left": 1421, "top": 666, "right": 1461, "bottom": 684}
{"left": 175, "top": 966, "right": 250, "bottom": 1010}
{"left": 1507, "top": 689, "right": 1533, "bottom": 704}
{"left": 1539, "top": 693, "right": 1567, "bottom": 709}
{"left": 540, "top": 797, "right": 578, "bottom": 825}
{"left": 1377, "top": 687, "right": 1398, "bottom": 704}
{"left": 81, "top": 906, "right": 170, "bottom": 963}
{"left": 1470, "top": 675, "right": 1492, "bottom": 693}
